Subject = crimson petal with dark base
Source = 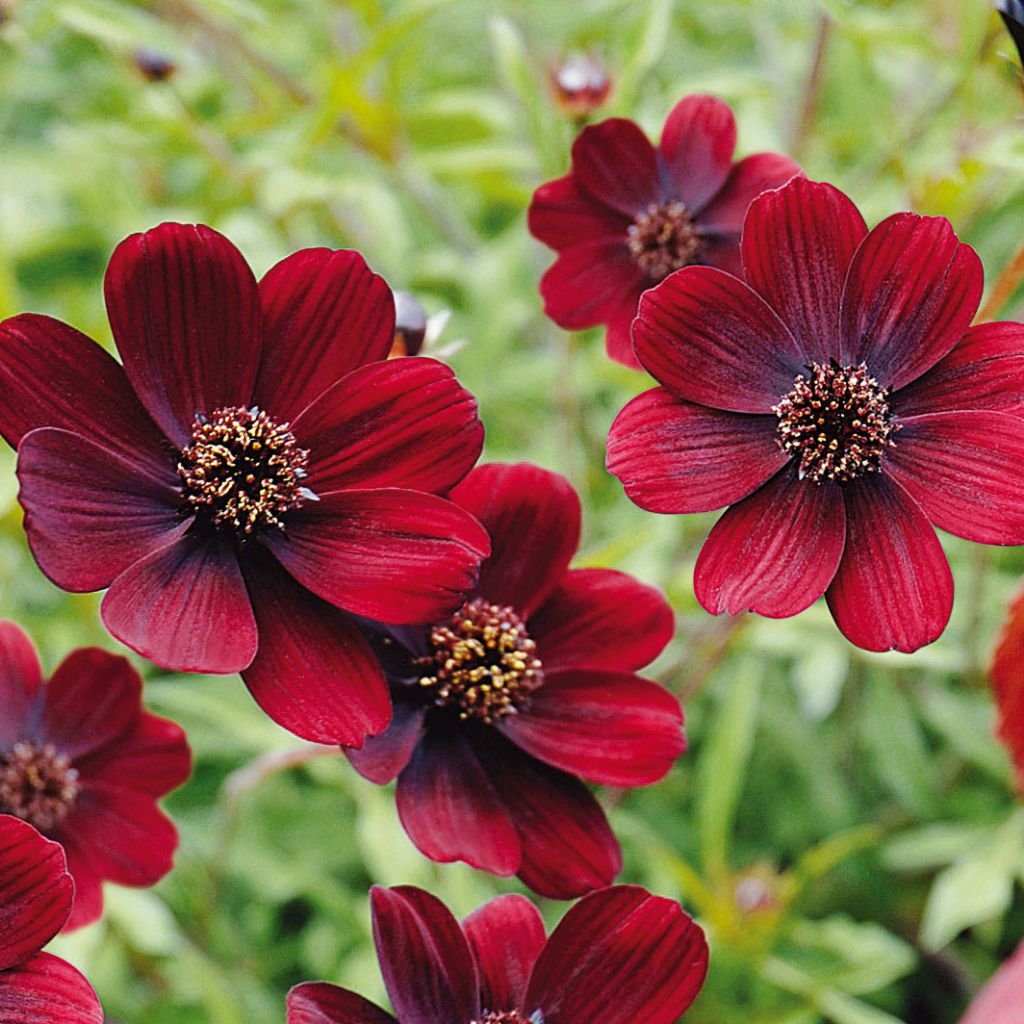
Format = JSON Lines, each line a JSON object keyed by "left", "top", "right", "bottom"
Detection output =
{"left": 527, "top": 174, "right": 630, "bottom": 248}
{"left": 0, "top": 623, "right": 42, "bottom": 749}
{"left": 287, "top": 983, "right": 397, "bottom": 1024}
{"left": 698, "top": 153, "right": 803, "bottom": 235}
{"left": 658, "top": 94, "right": 736, "bottom": 210}
{"left": 571, "top": 118, "right": 660, "bottom": 217}
{"left": 539, "top": 241, "right": 644, "bottom": 331}
{"left": 0, "top": 953, "right": 103, "bottom": 1024}
{"left": 345, "top": 700, "right": 426, "bottom": 784}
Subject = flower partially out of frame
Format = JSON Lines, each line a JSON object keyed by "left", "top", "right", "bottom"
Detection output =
{"left": 0, "top": 815, "right": 103, "bottom": 1023}
{"left": 0, "top": 622, "right": 190, "bottom": 929}
{"left": 607, "top": 176, "right": 1024, "bottom": 653}
{"left": 0, "top": 223, "right": 489, "bottom": 745}
{"left": 287, "top": 884, "right": 708, "bottom": 1024}
{"left": 959, "top": 938, "right": 1024, "bottom": 1023}
{"left": 990, "top": 583, "right": 1024, "bottom": 794}
{"left": 528, "top": 93, "right": 801, "bottom": 367}
{"left": 347, "top": 463, "right": 683, "bottom": 899}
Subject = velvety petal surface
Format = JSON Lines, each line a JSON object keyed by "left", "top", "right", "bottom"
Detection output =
{"left": 526, "top": 886, "right": 708, "bottom": 1024}
{"left": 0, "top": 622, "right": 42, "bottom": 748}
{"left": 658, "top": 94, "right": 737, "bottom": 210}
{"left": 698, "top": 153, "right": 803, "bottom": 234}
{"left": 826, "top": 475, "right": 953, "bottom": 653}
{"left": 603, "top": 292, "right": 645, "bottom": 368}
{"left": 345, "top": 700, "right": 426, "bottom": 784}
{"left": 499, "top": 670, "right": 684, "bottom": 786}
{"left": 267, "top": 489, "right": 489, "bottom": 625}
{"left": 101, "top": 534, "right": 257, "bottom": 674}
{"left": 960, "top": 940, "right": 1024, "bottom": 1024}
{"left": 255, "top": 248, "right": 394, "bottom": 422}
{"left": 287, "top": 983, "right": 397, "bottom": 1024}
{"left": 694, "top": 467, "right": 846, "bottom": 618}
{"left": 17, "top": 426, "right": 186, "bottom": 593}
{"left": 371, "top": 885, "right": 480, "bottom": 1024}
{"left": 991, "top": 583, "right": 1024, "bottom": 796}
{"left": 528, "top": 173, "right": 631, "bottom": 250}
{"left": 839, "top": 213, "right": 983, "bottom": 390}
{"left": 530, "top": 568, "right": 673, "bottom": 673}
{"left": 54, "top": 834, "right": 105, "bottom": 932}
{"left": 606, "top": 387, "right": 785, "bottom": 513}
{"left": 104, "top": 223, "right": 261, "bottom": 448}
{"left": 539, "top": 240, "right": 645, "bottom": 331}
{"left": 571, "top": 118, "right": 660, "bottom": 217}
{"left": 741, "top": 178, "right": 868, "bottom": 363}
{"left": 0, "top": 952, "right": 103, "bottom": 1024}
{"left": 633, "top": 267, "right": 805, "bottom": 413}
{"left": 293, "top": 357, "right": 483, "bottom": 495}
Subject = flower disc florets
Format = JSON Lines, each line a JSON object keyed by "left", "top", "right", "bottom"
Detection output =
{"left": 773, "top": 360, "right": 900, "bottom": 483}
{"left": 0, "top": 740, "right": 80, "bottom": 831}
{"left": 178, "top": 405, "right": 312, "bottom": 535}
{"left": 472, "top": 1013, "right": 530, "bottom": 1024}
{"left": 417, "top": 598, "right": 544, "bottom": 724}
{"left": 627, "top": 201, "right": 702, "bottom": 281}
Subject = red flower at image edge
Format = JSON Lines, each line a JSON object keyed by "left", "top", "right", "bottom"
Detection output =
{"left": 0, "top": 815, "right": 103, "bottom": 1023}
{"left": 346, "top": 463, "right": 683, "bottom": 899}
{"left": 959, "top": 938, "right": 1024, "bottom": 1023}
{"left": 607, "top": 177, "right": 1024, "bottom": 653}
{"left": 990, "top": 584, "right": 1024, "bottom": 794}
{"left": 0, "top": 622, "right": 190, "bottom": 929}
{"left": 0, "top": 224, "right": 489, "bottom": 746}
{"left": 528, "top": 93, "right": 801, "bottom": 367}
{"left": 287, "top": 884, "right": 708, "bottom": 1024}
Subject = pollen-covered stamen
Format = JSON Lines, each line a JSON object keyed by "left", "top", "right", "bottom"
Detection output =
{"left": 178, "top": 406, "right": 313, "bottom": 535}
{"left": 627, "top": 200, "right": 702, "bottom": 281}
{"left": 773, "top": 360, "right": 900, "bottom": 483}
{"left": 0, "top": 741, "right": 80, "bottom": 831}
{"left": 471, "top": 1013, "right": 530, "bottom": 1024}
{"left": 416, "top": 598, "right": 544, "bottom": 724}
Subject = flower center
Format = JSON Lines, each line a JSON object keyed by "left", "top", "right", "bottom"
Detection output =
{"left": 416, "top": 599, "right": 544, "bottom": 724}
{"left": 177, "top": 406, "right": 313, "bottom": 535}
{"left": 0, "top": 741, "right": 80, "bottom": 831}
{"left": 627, "top": 201, "right": 702, "bottom": 281}
{"left": 472, "top": 1014, "right": 529, "bottom": 1024}
{"left": 773, "top": 361, "right": 900, "bottom": 483}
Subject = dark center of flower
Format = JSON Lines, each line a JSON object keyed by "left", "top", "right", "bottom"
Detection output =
{"left": 177, "top": 406, "right": 313, "bottom": 535}
{"left": 471, "top": 1013, "right": 528, "bottom": 1024}
{"left": 416, "top": 598, "right": 544, "bottom": 724}
{"left": 773, "top": 360, "right": 900, "bottom": 483}
{"left": 0, "top": 741, "right": 80, "bottom": 831}
{"left": 627, "top": 201, "right": 702, "bottom": 281}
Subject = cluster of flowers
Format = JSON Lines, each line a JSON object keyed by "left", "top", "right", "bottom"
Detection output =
{"left": 2, "top": 87, "right": 1024, "bottom": 1021}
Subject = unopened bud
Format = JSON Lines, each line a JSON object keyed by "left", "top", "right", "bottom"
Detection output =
{"left": 390, "top": 290, "right": 428, "bottom": 358}
{"left": 550, "top": 53, "right": 612, "bottom": 118}
{"left": 135, "top": 47, "right": 178, "bottom": 83}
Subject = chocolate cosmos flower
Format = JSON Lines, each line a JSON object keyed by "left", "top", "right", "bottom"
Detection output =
{"left": 0, "top": 224, "right": 489, "bottom": 745}
{"left": 287, "top": 884, "right": 708, "bottom": 1024}
{"left": 0, "top": 815, "right": 103, "bottom": 1023}
{"left": 607, "top": 177, "right": 1024, "bottom": 653}
{"left": 528, "top": 93, "right": 801, "bottom": 367}
{"left": 0, "top": 622, "right": 190, "bottom": 929}
{"left": 347, "top": 463, "right": 683, "bottom": 899}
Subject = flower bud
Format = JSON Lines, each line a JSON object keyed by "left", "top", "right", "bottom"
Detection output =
{"left": 550, "top": 53, "right": 612, "bottom": 118}
{"left": 134, "top": 47, "right": 178, "bottom": 83}
{"left": 390, "top": 290, "right": 428, "bottom": 357}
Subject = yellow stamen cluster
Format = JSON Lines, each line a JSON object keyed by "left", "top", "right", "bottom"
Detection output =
{"left": 0, "top": 740, "right": 80, "bottom": 831}
{"left": 627, "top": 200, "right": 702, "bottom": 281}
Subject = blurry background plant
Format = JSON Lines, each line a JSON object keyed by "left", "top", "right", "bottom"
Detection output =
{"left": 1, "top": 1, "right": 1024, "bottom": 1022}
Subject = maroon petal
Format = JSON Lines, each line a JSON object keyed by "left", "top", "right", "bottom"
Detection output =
{"left": 345, "top": 700, "right": 426, "bottom": 783}
{"left": 477, "top": 737, "right": 622, "bottom": 899}
{"left": 895, "top": 321, "right": 1024, "bottom": 418}
{"left": 539, "top": 241, "right": 645, "bottom": 331}
{"left": 528, "top": 173, "right": 631, "bottom": 250}
{"left": 462, "top": 894, "right": 546, "bottom": 1014}
{"left": 604, "top": 294, "right": 644, "bottom": 368}
{"left": 54, "top": 836, "right": 104, "bottom": 932}
{"left": 571, "top": 118, "right": 660, "bottom": 217}
{"left": 370, "top": 885, "right": 480, "bottom": 1024}
{"left": 101, "top": 534, "right": 257, "bottom": 674}
{"left": 885, "top": 411, "right": 1024, "bottom": 545}
{"left": 525, "top": 885, "right": 708, "bottom": 1024}
{"left": 530, "top": 568, "right": 673, "bottom": 673}
{"left": 287, "top": 983, "right": 397, "bottom": 1024}
{"left": 826, "top": 474, "right": 953, "bottom": 653}
{"left": 606, "top": 387, "right": 785, "bottom": 513}
{"left": 396, "top": 729, "right": 520, "bottom": 875}
{"left": 241, "top": 559, "right": 389, "bottom": 746}
{"left": 741, "top": 178, "right": 868, "bottom": 363}
{"left": 697, "top": 234, "right": 745, "bottom": 278}
{"left": 0, "top": 952, "right": 103, "bottom": 1024}
{"left": 255, "top": 249, "right": 394, "bottom": 422}
{"left": 104, "top": 223, "right": 261, "bottom": 448}
{"left": 267, "top": 489, "right": 489, "bottom": 625}
{"left": 658, "top": 94, "right": 737, "bottom": 210}
{"left": 694, "top": 466, "right": 846, "bottom": 618}
{"left": 500, "top": 670, "right": 684, "bottom": 787}
{"left": 991, "top": 586, "right": 1024, "bottom": 796}
{"left": 449, "top": 463, "right": 579, "bottom": 618}
{"left": 293, "top": 357, "right": 483, "bottom": 496}
{"left": 633, "top": 267, "right": 805, "bottom": 413}
{"left": 0, "top": 816, "right": 72, "bottom": 970}
{"left": 17, "top": 426, "right": 186, "bottom": 593}
{"left": 0, "top": 314, "right": 168, "bottom": 471}
{"left": 698, "top": 153, "right": 803, "bottom": 235}
{"left": 839, "top": 213, "right": 983, "bottom": 390}
{"left": 0, "top": 622, "right": 42, "bottom": 749}
{"left": 960, "top": 940, "right": 1024, "bottom": 1024}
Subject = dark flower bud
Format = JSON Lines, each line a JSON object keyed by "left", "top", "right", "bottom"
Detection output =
{"left": 999, "top": 0, "right": 1024, "bottom": 70}
{"left": 134, "top": 47, "right": 178, "bottom": 83}
{"left": 550, "top": 53, "right": 612, "bottom": 118}
{"left": 390, "top": 289, "right": 428, "bottom": 357}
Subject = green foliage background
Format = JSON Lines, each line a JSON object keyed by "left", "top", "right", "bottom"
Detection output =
{"left": 2, "top": 1, "right": 1024, "bottom": 1021}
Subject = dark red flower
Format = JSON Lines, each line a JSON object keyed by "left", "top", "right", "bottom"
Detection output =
{"left": 345, "top": 463, "right": 683, "bottom": 899}
{"left": 0, "top": 224, "right": 489, "bottom": 745}
{"left": 607, "top": 176, "right": 1024, "bottom": 653}
{"left": 528, "top": 93, "right": 801, "bottom": 367}
{"left": 0, "top": 622, "right": 190, "bottom": 929}
{"left": 287, "top": 884, "right": 708, "bottom": 1024}
{"left": 990, "top": 583, "right": 1024, "bottom": 795}
{"left": 0, "top": 815, "right": 103, "bottom": 1023}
